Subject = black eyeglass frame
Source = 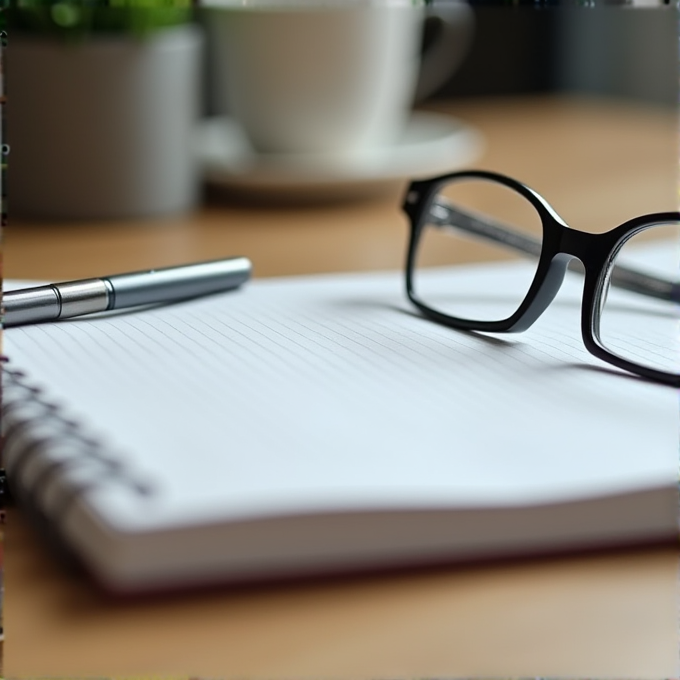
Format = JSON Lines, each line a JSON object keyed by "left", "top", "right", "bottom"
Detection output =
{"left": 403, "top": 169, "right": 680, "bottom": 386}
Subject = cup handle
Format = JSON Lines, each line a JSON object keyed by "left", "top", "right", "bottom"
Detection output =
{"left": 415, "top": 0, "right": 474, "bottom": 102}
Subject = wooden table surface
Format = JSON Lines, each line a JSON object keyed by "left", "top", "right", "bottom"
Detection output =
{"left": 3, "top": 95, "right": 679, "bottom": 677}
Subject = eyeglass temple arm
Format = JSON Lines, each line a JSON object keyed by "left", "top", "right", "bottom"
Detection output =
{"left": 431, "top": 199, "right": 679, "bottom": 303}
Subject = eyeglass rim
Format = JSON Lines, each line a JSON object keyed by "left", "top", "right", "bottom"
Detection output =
{"left": 403, "top": 169, "right": 680, "bottom": 387}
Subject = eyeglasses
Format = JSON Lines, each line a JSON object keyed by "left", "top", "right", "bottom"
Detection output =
{"left": 402, "top": 170, "right": 680, "bottom": 386}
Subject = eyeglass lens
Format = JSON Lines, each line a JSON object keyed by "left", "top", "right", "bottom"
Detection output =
{"left": 413, "top": 176, "right": 543, "bottom": 323}
{"left": 597, "top": 223, "right": 680, "bottom": 374}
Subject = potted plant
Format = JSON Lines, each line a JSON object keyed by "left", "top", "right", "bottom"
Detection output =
{"left": 7, "top": 0, "right": 204, "bottom": 220}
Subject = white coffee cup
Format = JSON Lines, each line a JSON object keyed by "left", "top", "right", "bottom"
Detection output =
{"left": 204, "top": 0, "right": 472, "bottom": 157}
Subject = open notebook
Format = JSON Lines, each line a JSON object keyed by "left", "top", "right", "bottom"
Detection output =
{"left": 2, "top": 256, "right": 678, "bottom": 593}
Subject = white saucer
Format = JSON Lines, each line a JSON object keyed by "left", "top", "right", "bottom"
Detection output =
{"left": 196, "top": 111, "right": 483, "bottom": 201}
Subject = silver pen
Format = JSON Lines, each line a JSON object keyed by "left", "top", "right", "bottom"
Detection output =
{"left": 3, "top": 256, "right": 252, "bottom": 328}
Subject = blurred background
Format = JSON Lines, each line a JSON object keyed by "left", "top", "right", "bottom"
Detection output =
{"left": 441, "top": 7, "right": 676, "bottom": 105}
{"left": 201, "top": 6, "right": 678, "bottom": 116}
{"left": 7, "top": 2, "right": 678, "bottom": 225}
{"left": 458, "top": 8, "right": 675, "bottom": 105}
{"left": 4, "top": 2, "right": 678, "bottom": 273}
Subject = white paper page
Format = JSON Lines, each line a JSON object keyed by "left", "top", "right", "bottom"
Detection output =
{"left": 4, "top": 254, "right": 678, "bottom": 533}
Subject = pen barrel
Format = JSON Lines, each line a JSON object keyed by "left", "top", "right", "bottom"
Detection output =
{"left": 107, "top": 257, "right": 251, "bottom": 309}
{"left": 3, "top": 285, "right": 61, "bottom": 327}
{"left": 57, "top": 279, "right": 111, "bottom": 318}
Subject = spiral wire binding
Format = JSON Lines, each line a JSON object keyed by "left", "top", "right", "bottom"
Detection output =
{"left": 1, "top": 356, "right": 153, "bottom": 529}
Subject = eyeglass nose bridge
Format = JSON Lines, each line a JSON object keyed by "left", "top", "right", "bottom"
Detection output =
{"left": 509, "top": 225, "right": 604, "bottom": 333}
{"left": 557, "top": 225, "right": 609, "bottom": 267}
{"left": 508, "top": 251, "right": 574, "bottom": 333}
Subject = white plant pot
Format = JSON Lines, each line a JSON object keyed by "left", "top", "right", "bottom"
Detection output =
{"left": 8, "top": 24, "right": 203, "bottom": 220}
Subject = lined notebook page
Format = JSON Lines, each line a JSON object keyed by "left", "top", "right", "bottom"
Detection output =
{"left": 4, "top": 262, "right": 677, "bottom": 533}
